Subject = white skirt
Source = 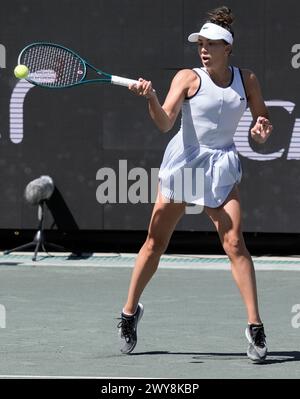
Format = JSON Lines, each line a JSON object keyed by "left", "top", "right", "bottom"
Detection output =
{"left": 158, "top": 138, "right": 242, "bottom": 208}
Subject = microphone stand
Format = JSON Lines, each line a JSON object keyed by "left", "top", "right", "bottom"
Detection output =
{"left": 4, "top": 200, "right": 68, "bottom": 261}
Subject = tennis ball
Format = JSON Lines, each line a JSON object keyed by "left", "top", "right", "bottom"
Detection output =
{"left": 14, "top": 64, "right": 29, "bottom": 79}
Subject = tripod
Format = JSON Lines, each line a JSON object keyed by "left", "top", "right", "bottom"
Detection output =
{"left": 4, "top": 200, "right": 68, "bottom": 261}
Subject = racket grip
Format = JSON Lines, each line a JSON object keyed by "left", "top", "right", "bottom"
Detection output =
{"left": 111, "top": 75, "right": 139, "bottom": 87}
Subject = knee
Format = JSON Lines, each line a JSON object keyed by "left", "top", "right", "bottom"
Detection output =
{"left": 144, "top": 235, "right": 168, "bottom": 256}
{"left": 223, "top": 233, "right": 245, "bottom": 259}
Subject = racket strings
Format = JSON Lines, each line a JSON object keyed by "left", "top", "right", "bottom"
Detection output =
{"left": 21, "top": 45, "right": 85, "bottom": 87}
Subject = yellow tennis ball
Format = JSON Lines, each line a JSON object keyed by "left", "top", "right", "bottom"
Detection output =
{"left": 14, "top": 64, "right": 29, "bottom": 79}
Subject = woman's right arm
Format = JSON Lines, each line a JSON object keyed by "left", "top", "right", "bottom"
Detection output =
{"left": 129, "top": 69, "right": 199, "bottom": 133}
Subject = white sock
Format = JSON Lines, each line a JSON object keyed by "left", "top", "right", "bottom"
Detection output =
{"left": 122, "top": 308, "right": 134, "bottom": 317}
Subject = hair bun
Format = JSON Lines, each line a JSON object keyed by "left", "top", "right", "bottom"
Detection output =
{"left": 207, "top": 6, "right": 235, "bottom": 30}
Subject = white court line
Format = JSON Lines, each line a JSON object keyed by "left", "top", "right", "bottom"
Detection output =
{"left": 1, "top": 262, "right": 300, "bottom": 271}
{"left": 1, "top": 252, "right": 300, "bottom": 271}
{"left": 2, "top": 251, "right": 300, "bottom": 261}
{"left": 3, "top": 251, "right": 300, "bottom": 261}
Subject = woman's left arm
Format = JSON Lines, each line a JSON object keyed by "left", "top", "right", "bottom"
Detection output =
{"left": 242, "top": 69, "right": 273, "bottom": 144}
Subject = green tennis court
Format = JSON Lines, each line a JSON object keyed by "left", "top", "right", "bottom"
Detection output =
{"left": 0, "top": 252, "right": 300, "bottom": 379}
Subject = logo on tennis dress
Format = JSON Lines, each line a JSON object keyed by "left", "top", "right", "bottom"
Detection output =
{"left": 240, "top": 97, "right": 245, "bottom": 101}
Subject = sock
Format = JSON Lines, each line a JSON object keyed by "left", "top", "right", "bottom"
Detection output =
{"left": 248, "top": 322, "right": 263, "bottom": 327}
{"left": 122, "top": 308, "right": 135, "bottom": 317}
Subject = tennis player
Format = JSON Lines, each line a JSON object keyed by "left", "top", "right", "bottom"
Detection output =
{"left": 118, "top": 6, "right": 273, "bottom": 363}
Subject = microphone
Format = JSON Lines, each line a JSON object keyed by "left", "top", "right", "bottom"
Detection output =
{"left": 24, "top": 175, "right": 54, "bottom": 205}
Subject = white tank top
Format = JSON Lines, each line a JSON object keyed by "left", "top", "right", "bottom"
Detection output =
{"left": 180, "top": 66, "right": 247, "bottom": 149}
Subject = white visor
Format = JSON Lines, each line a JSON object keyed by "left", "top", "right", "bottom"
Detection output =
{"left": 188, "top": 22, "right": 233, "bottom": 45}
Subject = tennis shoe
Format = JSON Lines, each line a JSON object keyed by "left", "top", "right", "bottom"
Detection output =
{"left": 245, "top": 323, "right": 267, "bottom": 363}
{"left": 117, "top": 303, "right": 144, "bottom": 354}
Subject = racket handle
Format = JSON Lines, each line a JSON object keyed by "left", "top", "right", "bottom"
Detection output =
{"left": 111, "top": 75, "right": 139, "bottom": 87}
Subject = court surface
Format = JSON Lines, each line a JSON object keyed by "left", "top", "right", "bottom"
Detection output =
{"left": 0, "top": 251, "right": 300, "bottom": 379}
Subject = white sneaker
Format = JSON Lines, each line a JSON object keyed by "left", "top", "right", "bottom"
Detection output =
{"left": 245, "top": 323, "right": 267, "bottom": 363}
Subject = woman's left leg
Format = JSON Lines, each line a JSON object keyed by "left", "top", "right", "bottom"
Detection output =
{"left": 205, "top": 186, "right": 261, "bottom": 325}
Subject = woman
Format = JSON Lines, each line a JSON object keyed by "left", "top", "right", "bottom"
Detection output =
{"left": 117, "top": 6, "right": 273, "bottom": 363}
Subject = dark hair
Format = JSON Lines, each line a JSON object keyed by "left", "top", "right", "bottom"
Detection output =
{"left": 206, "top": 6, "right": 235, "bottom": 37}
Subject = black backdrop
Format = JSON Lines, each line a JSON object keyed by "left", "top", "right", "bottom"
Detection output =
{"left": 1, "top": 0, "right": 300, "bottom": 236}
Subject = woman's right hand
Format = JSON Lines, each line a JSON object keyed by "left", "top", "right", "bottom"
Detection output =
{"left": 129, "top": 78, "right": 156, "bottom": 99}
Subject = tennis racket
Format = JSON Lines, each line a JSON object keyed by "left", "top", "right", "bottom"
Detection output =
{"left": 17, "top": 42, "right": 139, "bottom": 89}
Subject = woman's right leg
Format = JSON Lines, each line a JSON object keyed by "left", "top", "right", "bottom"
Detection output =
{"left": 123, "top": 189, "right": 186, "bottom": 315}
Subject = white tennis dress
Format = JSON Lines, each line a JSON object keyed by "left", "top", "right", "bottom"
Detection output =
{"left": 158, "top": 66, "right": 247, "bottom": 207}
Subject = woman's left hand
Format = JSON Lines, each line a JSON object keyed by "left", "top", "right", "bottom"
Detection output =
{"left": 251, "top": 116, "right": 273, "bottom": 144}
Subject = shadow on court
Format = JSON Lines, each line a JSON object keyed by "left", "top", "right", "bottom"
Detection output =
{"left": 131, "top": 351, "right": 300, "bottom": 365}
{"left": 0, "top": 262, "right": 22, "bottom": 266}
